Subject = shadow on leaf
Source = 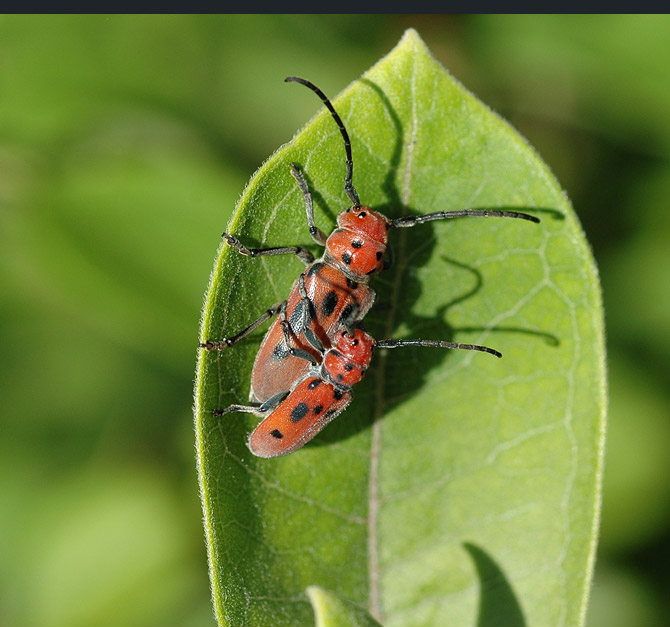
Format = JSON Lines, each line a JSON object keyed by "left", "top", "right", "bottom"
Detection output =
{"left": 464, "top": 542, "right": 526, "bottom": 627}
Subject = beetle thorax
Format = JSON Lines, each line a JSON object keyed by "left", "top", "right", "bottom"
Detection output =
{"left": 320, "top": 328, "right": 375, "bottom": 389}
{"left": 324, "top": 206, "right": 390, "bottom": 278}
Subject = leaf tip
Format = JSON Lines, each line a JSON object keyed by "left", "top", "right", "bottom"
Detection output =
{"left": 397, "top": 27, "right": 429, "bottom": 53}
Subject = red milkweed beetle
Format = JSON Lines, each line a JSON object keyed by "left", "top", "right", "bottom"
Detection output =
{"left": 200, "top": 76, "right": 540, "bottom": 457}
{"left": 217, "top": 326, "right": 375, "bottom": 458}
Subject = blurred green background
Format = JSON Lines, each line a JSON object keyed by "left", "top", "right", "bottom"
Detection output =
{"left": 0, "top": 15, "right": 668, "bottom": 627}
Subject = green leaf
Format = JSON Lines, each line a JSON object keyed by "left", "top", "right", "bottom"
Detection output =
{"left": 308, "top": 586, "right": 383, "bottom": 627}
{"left": 194, "top": 29, "right": 606, "bottom": 627}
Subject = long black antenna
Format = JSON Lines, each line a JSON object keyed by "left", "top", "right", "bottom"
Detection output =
{"left": 375, "top": 338, "right": 502, "bottom": 358}
{"left": 390, "top": 209, "right": 540, "bottom": 227}
{"left": 390, "top": 209, "right": 540, "bottom": 228}
{"left": 285, "top": 76, "right": 361, "bottom": 208}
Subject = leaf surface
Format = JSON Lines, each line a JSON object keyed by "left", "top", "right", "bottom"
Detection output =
{"left": 194, "top": 29, "right": 606, "bottom": 627}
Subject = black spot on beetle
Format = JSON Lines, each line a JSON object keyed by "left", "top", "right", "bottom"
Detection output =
{"left": 321, "top": 291, "right": 338, "bottom": 317}
{"left": 270, "top": 429, "right": 283, "bottom": 439}
{"left": 344, "top": 364, "right": 354, "bottom": 372}
{"left": 333, "top": 389, "right": 344, "bottom": 400}
{"left": 336, "top": 374, "right": 343, "bottom": 382}
{"left": 342, "top": 252, "right": 352, "bottom": 265}
{"left": 313, "top": 405, "right": 323, "bottom": 415}
{"left": 358, "top": 211, "right": 367, "bottom": 218}
{"left": 290, "top": 402, "right": 309, "bottom": 422}
{"left": 351, "top": 240, "right": 363, "bottom": 248}
{"left": 308, "top": 379, "right": 322, "bottom": 390}
{"left": 376, "top": 251, "right": 382, "bottom": 260}
{"left": 346, "top": 278, "right": 358, "bottom": 289}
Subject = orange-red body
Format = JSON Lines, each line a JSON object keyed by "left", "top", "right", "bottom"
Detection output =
{"left": 248, "top": 377, "right": 353, "bottom": 458}
{"left": 250, "top": 206, "right": 389, "bottom": 403}
{"left": 248, "top": 328, "right": 374, "bottom": 458}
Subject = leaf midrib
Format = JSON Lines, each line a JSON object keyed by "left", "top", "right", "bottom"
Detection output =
{"left": 367, "top": 43, "right": 420, "bottom": 624}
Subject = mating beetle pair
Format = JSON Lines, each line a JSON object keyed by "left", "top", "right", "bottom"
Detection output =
{"left": 200, "top": 77, "right": 539, "bottom": 458}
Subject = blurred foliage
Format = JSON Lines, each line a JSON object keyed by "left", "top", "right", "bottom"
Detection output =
{"left": 0, "top": 14, "right": 668, "bottom": 627}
